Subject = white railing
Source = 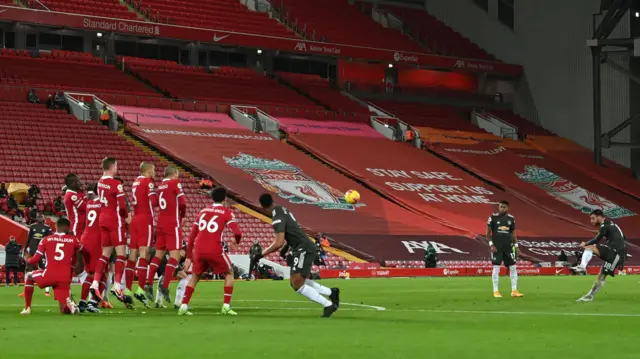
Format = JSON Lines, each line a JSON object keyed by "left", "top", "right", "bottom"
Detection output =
{"left": 230, "top": 105, "right": 259, "bottom": 131}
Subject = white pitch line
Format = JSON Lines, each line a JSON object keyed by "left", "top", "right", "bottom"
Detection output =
{"left": 236, "top": 299, "right": 386, "bottom": 311}
{"left": 392, "top": 309, "right": 640, "bottom": 318}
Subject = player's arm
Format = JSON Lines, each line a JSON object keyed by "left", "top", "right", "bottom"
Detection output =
{"left": 27, "top": 241, "right": 44, "bottom": 265}
{"left": 262, "top": 212, "right": 286, "bottom": 257}
{"left": 185, "top": 221, "right": 199, "bottom": 260}
{"left": 583, "top": 225, "right": 606, "bottom": 247}
{"left": 63, "top": 195, "right": 77, "bottom": 224}
{"left": 24, "top": 228, "right": 34, "bottom": 256}
{"left": 74, "top": 194, "right": 86, "bottom": 212}
{"left": 510, "top": 217, "right": 520, "bottom": 256}
{"left": 228, "top": 213, "right": 242, "bottom": 243}
{"left": 116, "top": 185, "right": 128, "bottom": 218}
{"left": 486, "top": 216, "right": 496, "bottom": 252}
{"left": 148, "top": 184, "right": 159, "bottom": 208}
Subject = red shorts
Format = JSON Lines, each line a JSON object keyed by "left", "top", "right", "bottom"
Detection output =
{"left": 192, "top": 253, "right": 233, "bottom": 276}
{"left": 81, "top": 235, "right": 102, "bottom": 273}
{"left": 31, "top": 270, "right": 71, "bottom": 301}
{"left": 100, "top": 225, "right": 126, "bottom": 248}
{"left": 156, "top": 226, "right": 182, "bottom": 251}
{"left": 129, "top": 220, "right": 154, "bottom": 249}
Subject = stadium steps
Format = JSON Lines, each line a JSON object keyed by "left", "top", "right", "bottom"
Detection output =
{"left": 118, "top": 0, "right": 149, "bottom": 20}
{"left": 274, "top": 76, "right": 333, "bottom": 111}
{"left": 120, "top": 65, "right": 174, "bottom": 99}
{"left": 119, "top": 132, "right": 193, "bottom": 176}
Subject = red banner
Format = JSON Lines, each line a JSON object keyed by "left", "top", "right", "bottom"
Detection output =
{"left": 0, "top": 6, "right": 521, "bottom": 76}
{"left": 319, "top": 266, "right": 640, "bottom": 278}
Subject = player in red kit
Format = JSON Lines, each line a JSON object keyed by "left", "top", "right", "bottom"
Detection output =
{"left": 63, "top": 174, "right": 87, "bottom": 237}
{"left": 21, "top": 218, "right": 81, "bottom": 315}
{"left": 77, "top": 184, "right": 102, "bottom": 313}
{"left": 179, "top": 187, "right": 241, "bottom": 316}
{"left": 128, "top": 162, "right": 157, "bottom": 308}
{"left": 90, "top": 157, "right": 134, "bottom": 308}
{"left": 145, "top": 166, "right": 186, "bottom": 303}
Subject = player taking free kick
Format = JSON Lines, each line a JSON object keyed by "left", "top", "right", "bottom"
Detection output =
{"left": 487, "top": 200, "right": 524, "bottom": 298}
{"left": 90, "top": 157, "right": 134, "bottom": 308}
{"left": 145, "top": 165, "right": 187, "bottom": 303}
{"left": 178, "top": 187, "right": 242, "bottom": 316}
{"left": 573, "top": 209, "right": 627, "bottom": 302}
{"left": 128, "top": 162, "right": 158, "bottom": 308}
{"left": 258, "top": 193, "right": 340, "bottom": 318}
{"left": 21, "top": 218, "right": 81, "bottom": 315}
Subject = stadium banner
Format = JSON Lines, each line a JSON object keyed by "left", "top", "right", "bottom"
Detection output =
{"left": 0, "top": 6, "right": 522, "bottom": 76}
{"left": 277, "top": 117, "right": 384, "bottom": 138}
{"left": 431, "top": 142, "right": 640, "bottom": 239}
{"left": 319, "top": 266, "right": 640, "bottom": 278}
{"left": 0, "top": 215, "right": 28, "bottom": 246}
{"left": 526, "top": 136, "right": 640, "bottom": 200}
{"left": 126, "top": 123, "right": 470, "bottom": 243}
{"left": 115, "top": 105, "right": 245, "bottom": 129}
{"left": 287, "top": 133, "right": 592, "bottom": 239}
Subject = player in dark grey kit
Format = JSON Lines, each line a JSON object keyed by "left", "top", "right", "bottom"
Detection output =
{"left": 258, "top": 193, "right": 340, "bottom": 317}
{"left": 487, "top": 200, "right": 524, "bottom": 298}
{"left": 574, "top": 209, "right": 627, "bottom": 302}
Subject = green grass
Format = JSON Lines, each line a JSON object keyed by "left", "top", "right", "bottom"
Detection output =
{"left": 1, "top": 276, "right": 639, "bottom": 359}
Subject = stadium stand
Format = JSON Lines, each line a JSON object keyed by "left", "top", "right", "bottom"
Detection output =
{"left": 121, "top": 57, "right": 320, "bottom": 109}
{"left": 126, "top": 0, "right": 294, "bottom": 38}
{"left": 0, "top": 101, "right": 351, "bottom": 268}
{"left": 28, "top": 0, "right": 139, "bottom": 19}
{"left": 375, "top": 4, "right": 498, "bottom": 61}
{"left": 489, "top": 110, "right": 554, "bottom": 136}
{"left": 0, "top": 50, "right": 162, "bottom": 99}
{"left": 370, "top": 99, "right": 482, "bottom": 131}
{"left": 277, "top": 72, "right": 371, "bottom": 115}
{"left": 272, "top": 0, "right": 424, "bottom": 52}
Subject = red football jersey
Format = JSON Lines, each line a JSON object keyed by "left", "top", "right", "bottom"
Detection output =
{"left": 97, "top": 176, "right": 127, "bottom": 229}
{"left": 30, "top": 233, "right": 81, "bottom": 282}
{"left": 157, "top": 178, "right": 186, "bottom": 228}
{"left": 186, "top": 204, "right": 241, "bottom": 258}
{"left": 83, "top": 198, "right": 102, "bottom": 242}
{"left": 132, "top": 176, "right": 158, "bottom": 222}
{"left": 63, "top": 189, "right": 87, "bottom": 235}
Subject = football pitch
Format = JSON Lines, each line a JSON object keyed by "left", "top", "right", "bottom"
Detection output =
{"left": 1, "top": 276, "right": 639, "bottom": 359}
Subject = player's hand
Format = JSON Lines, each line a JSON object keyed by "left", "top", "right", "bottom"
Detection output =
{"left": 579, "top": 242, "right": 586, "bottom": 248}
{"left": 490, "top": 245, "right": 497, "bottom": 253}
{"left": 516, "top": 247, "right": 522, "bottom": 257}
{"left": 183, "top": 258, "right": 192, "bottom": 272}
{"left": 227, "top": 241, "right": 238, "bottom": 252}
{"left": 125, "top": 213, "right": 133, "bottom": 224}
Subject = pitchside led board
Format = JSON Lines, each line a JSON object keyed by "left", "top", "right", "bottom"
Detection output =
{"left": 117, "top": 107, "right": 639, "bottom": 263}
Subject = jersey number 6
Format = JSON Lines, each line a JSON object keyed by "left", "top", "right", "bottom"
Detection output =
{"left": 198, "top": 214, "right": 219, "bottom": 233}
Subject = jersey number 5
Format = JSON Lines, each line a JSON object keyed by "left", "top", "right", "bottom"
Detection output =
{"left": 198, "top": 215, "right": 219, "bottom": 233}
{"left": 54, "top": 243, "right": 65, "bottom": 261}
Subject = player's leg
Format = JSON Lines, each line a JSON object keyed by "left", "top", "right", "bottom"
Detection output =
{"left": 178, "top": 269, "right": 201, "bottom": 316}
{"left": 21, "top": 271, "right": 37, "bottom": 315}
{"left": 504, "top": 251, "right": 523, "bottom": 297}
{"left": 174, "top": 270, "right": 188, "bottom": 309}
{"left": 158, "top": 248, "right": 180, "bottom": 302}
{"left": 91, "top": 227, "right": 114, "bottom": 296}
{"left": 577, "top": 245, "right": 620, "bottom": 302}
{"left": 125, "top": 247, "right": 138, "bottom": 293}
{"left": 53, "top": 284, "right": 79, "bottom": 315}
{"left": 290, "top": 249, "right": 337, "bottom": 317}
{"left": 146, "top": 228, "right": 167, "bottom": 301}
{"left": 491, "top": 251, "right": 502, "bottom": 297}
{"left": 571, "top": 245, "right": 599, "bottom": 272}
{"left": 111, "top": 243, "right": 134, "bottom": 308}
{"left": 135, "top": 224, "right": 153, "bottom": 306}
{"left": 304, "top": 278, "right": 340, "bottom": 307}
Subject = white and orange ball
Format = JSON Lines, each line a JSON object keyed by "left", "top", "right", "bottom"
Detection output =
{"left": 344, "top": 190, "right": 360, "bottom": 204}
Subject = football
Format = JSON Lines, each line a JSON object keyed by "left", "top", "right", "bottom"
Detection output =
{"left": 344, "top": 190, "right": 360, "bottom": 204}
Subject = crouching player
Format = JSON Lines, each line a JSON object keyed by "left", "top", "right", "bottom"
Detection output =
{"left": 178, "top": 187, "right": 242, "bottom": 316}
{"left": 21, "top": 218, "right": 82, "bottom": 315}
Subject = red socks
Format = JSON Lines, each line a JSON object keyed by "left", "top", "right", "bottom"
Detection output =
{"left": 223, "top": 286, "right": 233, "bottom": 305}
{"left": 99, "top": 280, "right": 106, "bottom": 297}
{"left": 93, "top": 256, "right": 109, "bottom": 283}
{"left": 125, "top": 260, "right": 136, "bottom": 291}
{"left": 162, "top": 258, "right": 178, "bottom": 289}
{"left": 182, "top": 286, "right": 194, "bottom": 305}
{"left": 147, "top": 256, "right": 161, "bottom": 285}
{"left": 81, "top": 275, "right": 93, "bottom": 301}
{"left": 137, "top": 258, "right": 148, "bottom": 288}
{"left": 114, "top": 256, "right": 126, "bottom": 286}
{"left": 24, "top": 277, "right": 34, "bottom": 309}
